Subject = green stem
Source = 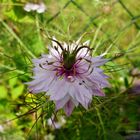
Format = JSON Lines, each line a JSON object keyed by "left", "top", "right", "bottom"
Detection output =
{"left": 0, "top": 64, "right": 27, "bottom": 75}
{"left": 95, "top": 107, "right": 107, "bottom": 140}
{"left": 0, "top": 20, "right": 36, "bottom": 59}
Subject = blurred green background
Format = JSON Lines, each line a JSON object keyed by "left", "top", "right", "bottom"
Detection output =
{"left": 0, "top": 0, "right": 140, "bottom": 140}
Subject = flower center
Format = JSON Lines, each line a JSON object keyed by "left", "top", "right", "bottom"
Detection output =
{"left": 63, "top": 51, "right": 76, "bottom": 70}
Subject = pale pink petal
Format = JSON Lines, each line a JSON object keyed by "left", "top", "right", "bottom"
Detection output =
{"left": 64, "top": 100, "right": 75, "bottom": 116}
{"left": 91, "top": 56, "right": 109, "bottom": 66}
{"left": 91, "top": 88, "right": 105, "bottom": 96}
{"left": 55, "top": 95, "right": 70, "bottom": 110}
{"left": 49, "top": 80, "right": 69, "bottom": 100}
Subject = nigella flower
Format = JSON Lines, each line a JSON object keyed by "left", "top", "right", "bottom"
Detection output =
{"left": 27, "top": 37, "right": 110, "bottom": 116}
{"left": 24, "top": 2, "right": 46, "bottom": 13}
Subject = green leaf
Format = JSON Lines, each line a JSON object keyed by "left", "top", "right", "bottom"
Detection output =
{"left": 9, "top": 77, "right": 18, "bottom": 88}
{"left": 106, "top": 131, "right": 125, "bottom": 140}
{"left": 124, "top": 77, "right": 129, "bottom": 88}
{"left": 0, "top": 86, "right": 8, "bottom": 99}
{"left": 11, "top": 84, "right": 24, "bottom": 100}
{"left": 4, "top": 9, "right": 34, "bottom": 23}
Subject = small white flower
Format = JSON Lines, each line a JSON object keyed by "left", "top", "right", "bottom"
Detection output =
{"left": 0, "top": 125, "right": 4, "bottom": 133}
{"left": 24, "top": 2, "right": 46, "bottom": 13}
{"left": 44, "top": 134, "right": 55, "bottom": 140}
{"left": 36, "top": 2, "right": 46, "bottom": 13}
{"left": 47, "top": 115, "right": 66, "bottom": 129}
